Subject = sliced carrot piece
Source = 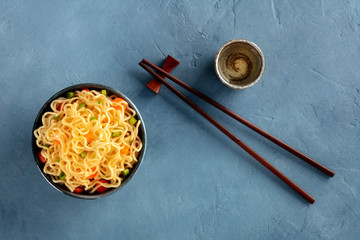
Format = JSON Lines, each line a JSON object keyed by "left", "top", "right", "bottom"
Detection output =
{"left": 112, "top": 97, "right": 124, "bottom": 103}
{"left": 112, "top": 98, "right": 127, "bottom": 111}
{"left": 103, "top": 115, "right": 113, "bottom": 123}
{"left": 84, "top": 132, "right": 94, "bottom": 143}
{"left": 53, "top": 139, "right": 61, "bottom": 146}
{"left": 120, "top": 146, "right": 130, "bottom": 155}
{"left": 86, "top": 167, "right": 98, "bottom": 179}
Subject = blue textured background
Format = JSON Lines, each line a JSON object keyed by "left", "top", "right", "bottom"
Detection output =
{"left": 1, "top": 0, "right": 359, "bottom": 239}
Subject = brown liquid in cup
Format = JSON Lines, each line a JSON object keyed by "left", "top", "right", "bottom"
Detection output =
{"left": 218, "top": 42, "right": 263, "bottom": 87}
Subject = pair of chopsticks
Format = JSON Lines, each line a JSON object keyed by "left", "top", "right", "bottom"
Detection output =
{"left": 139, "top": 58, "right": 334, "bottom": 204}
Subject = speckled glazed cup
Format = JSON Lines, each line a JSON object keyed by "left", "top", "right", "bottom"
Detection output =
{"left": 215, "top": 39, "right": 265, "bottom": 89}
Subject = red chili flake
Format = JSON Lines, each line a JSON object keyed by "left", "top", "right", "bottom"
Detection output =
{"left": 57, "top": 102, "right": 63, "bottom": 111}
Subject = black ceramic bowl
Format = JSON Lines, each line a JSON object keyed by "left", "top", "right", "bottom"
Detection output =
{"left": 32, "top": 83, "right": 147, "bottom": 199}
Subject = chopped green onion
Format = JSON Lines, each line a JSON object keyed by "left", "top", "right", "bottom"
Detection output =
{"left": 78, "top": 103, "right": 86, "bottom": 109}
{"left": 57, "top": 158, "right": 60, "bottom": 162}
{"left": 80, "top": 152, "right": 87, "bottom": 158}
{"left": 66, "top": 92, "right": 74, "bottom": 99}
{"left": 123, "top": 169, "right": 130, "bottom": 177}
{"left": 53, "top": 115, "right": 60, "bottom": 120}
{"left": 112, "top": 132, "right": 120, "bottom": 137}
{"left": 130, "top": 140, "right": 134, "bottom": 145}
{"left": 129, "top": 117, "right": 137, "bottom": 125}
{"left": 90, "top": 116, "right": 97, "bottom": 121}
{"left": 59, "top": 172, "right": 66, "bottom": 180}
{"left": 40, "top": 141, "right": 50, "bottom": 148}
{"left": 98, "top": 101, "right": 102, "bottom": 104}
{"left": 101, "top": 90, "right": 107, "bottom": 96}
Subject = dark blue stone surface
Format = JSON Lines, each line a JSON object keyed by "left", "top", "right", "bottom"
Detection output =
{"left": 1, "top": 0, "right": 359, "bottom": 239}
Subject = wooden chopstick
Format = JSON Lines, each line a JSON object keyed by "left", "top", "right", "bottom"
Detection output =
{"left": 139, "top": 61, "right": 316, "bottom": 204}
{"left": 141, "top": 59, "right": 334, "bottom": 178}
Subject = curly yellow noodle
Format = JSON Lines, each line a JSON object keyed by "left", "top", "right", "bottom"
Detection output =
{"left": 34, "top": 90, "right": 143, "bottom": 193}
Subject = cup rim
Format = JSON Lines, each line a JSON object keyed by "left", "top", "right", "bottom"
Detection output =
{"left": 31, "top": 83, "right": 147, "bottom": 199}
{"left": 214, "top": 39, "right": 265, "bottom": 89}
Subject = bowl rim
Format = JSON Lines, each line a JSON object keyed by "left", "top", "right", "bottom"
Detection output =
{"left": 31, "top": 83, "right": 147, "bottom": 199}
{"left": 214, "top": 39, "right": 266, "bottom": 90}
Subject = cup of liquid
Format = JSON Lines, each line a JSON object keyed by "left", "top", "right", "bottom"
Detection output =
{"left": 215, "top": 39, "right": 265, "bottom": 89}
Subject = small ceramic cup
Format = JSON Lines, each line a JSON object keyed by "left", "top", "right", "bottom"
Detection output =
{"left": 215, "top": 39, "right": 265, "bottom": 89}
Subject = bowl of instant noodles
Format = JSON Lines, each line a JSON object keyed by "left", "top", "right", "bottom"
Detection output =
{"left": 32, "top": 83, "right": 146, "bottom": 199}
